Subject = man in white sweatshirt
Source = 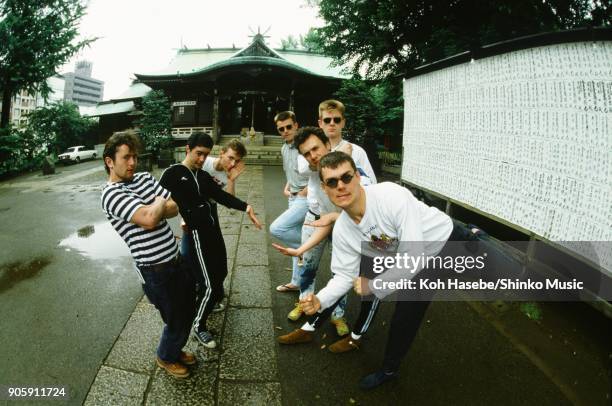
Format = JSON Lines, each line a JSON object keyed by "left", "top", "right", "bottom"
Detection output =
{"left": 300, "top": 151, "right": 471, "bottom": 390}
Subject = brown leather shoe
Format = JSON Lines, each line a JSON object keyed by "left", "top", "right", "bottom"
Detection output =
{"left": 156, "top": 357, "right": 190, "bottom": 378}
{"left": 329, "top": 335, "right": 360, "bottom": 353}
{"left": 180, "top": 351, "right": 197, "bottom": 366}
{"left": 277, "top": 328, "right": 313, "bottom": 345}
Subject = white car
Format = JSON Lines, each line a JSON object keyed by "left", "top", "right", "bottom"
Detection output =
{"left": 58, "top": 146, "right": 97, "bottom": 164}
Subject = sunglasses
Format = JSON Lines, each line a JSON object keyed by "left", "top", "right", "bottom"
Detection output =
{"left": 277, "top": 124, "right": 293, "bottom": 133}
{"left": 322, "top": 117, "right": 342, "bottom": 124}
{"left": 323, "top": 171, "right": 354, "bottom": 188}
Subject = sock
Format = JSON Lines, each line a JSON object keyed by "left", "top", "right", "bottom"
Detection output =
{"left": 301, "top": 322, "right": 315, "bottom": 332}
{"left": 351, "top": 332, "right": 361, "bottom": 340}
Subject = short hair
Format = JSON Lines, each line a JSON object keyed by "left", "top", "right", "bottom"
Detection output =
{"left": 318, "top": 151, "right": 357, "bottom": 181}
{"left": 187, "top": 131, "right": 213, "bottom": 149}
{"left": 103, "top": 131, "right": 141, "bottom": 174}
{"left": 293, "top": 126, "right": 328, "bottom": 152}
{"left": 274, "top": 111, "right": 296, "bottom": 123}
{"left": 221, "top": 138, "right": 247, "bottom": 158}
{"left": 318, "top": 99, "right": 345, "bottom": 118}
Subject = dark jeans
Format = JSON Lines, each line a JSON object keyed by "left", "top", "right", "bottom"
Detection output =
{"left": 139, "top": 257, "right": 196, "bottom": 363}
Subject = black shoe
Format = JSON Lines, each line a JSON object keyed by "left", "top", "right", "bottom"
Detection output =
{"left": 359, "top": 369, "right": 398, "bottom": 390}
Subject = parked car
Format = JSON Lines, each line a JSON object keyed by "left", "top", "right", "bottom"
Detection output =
{"left": 58, "top": 145, "right": 97, "bottom": 164}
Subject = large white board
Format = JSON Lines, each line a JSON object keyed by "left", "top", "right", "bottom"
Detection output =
{"left": 402, "top": 41, "right": 611, "bottom": 271}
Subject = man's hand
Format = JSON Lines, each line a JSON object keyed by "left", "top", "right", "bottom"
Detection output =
{"left": 304, "top": 212, "right": 339, "bottom": 228}
{"left": 353, "top": 276, "right": 372, "bottom": 296}
{"left": 337, "top": 142, "right": 353, "bottom": 156}
{"left": 300, "top": 293, "right": 321, "bottom": 315}
{"left": 271, "top": 243, "right": 301, "bottom": 257}
{"left": 180, "top": 219, "right": 189, "bottom": 232}
{"left": 246, "top": 205, "right": 262, "bottom": 229}
{"left": 283, "top": 183, "right": 291, "bottom": 198}
{"left": 297, "top": 186, "right": 308, "bottom": 197}
{"left": 228, "top": 161, "right": 245, "bottom": 182}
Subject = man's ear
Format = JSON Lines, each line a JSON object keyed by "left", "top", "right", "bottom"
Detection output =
{"left": 104, "top": 156, "right": 113, "bottom": 171}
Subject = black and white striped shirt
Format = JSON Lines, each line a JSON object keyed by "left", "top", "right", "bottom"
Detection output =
{"left": 101, "top": 172, "right": 178, "bottom": 266}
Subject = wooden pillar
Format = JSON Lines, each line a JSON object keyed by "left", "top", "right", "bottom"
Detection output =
{"left": 212, "top": 88, "right": 219, "bottom": 143}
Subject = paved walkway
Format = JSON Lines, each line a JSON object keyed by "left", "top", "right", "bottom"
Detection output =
{"left": 84, "top": 166, "right": 282, "bottom": 405}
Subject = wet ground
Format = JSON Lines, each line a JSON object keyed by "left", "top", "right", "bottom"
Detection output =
{"left": 264, "top": 167, "right": 611, "bottom": 406}
{"left": 0, "top": 162, "right": 609, "bottom": 405}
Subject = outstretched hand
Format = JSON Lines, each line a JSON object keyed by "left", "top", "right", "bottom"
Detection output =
{"left": 246, "top": 205, "right": 262, "bottom": 229}
{"left": 271, "top": 243, "right": 300, "bottom": 257}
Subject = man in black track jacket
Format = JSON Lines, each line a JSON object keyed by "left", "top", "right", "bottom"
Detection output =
{"left": 160, "top": 132, "right": 261, "bottom": 349}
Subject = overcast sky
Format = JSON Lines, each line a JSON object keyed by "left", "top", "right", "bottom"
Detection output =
{"left": 61, "top": 0, "right": 322, "bottom": 100}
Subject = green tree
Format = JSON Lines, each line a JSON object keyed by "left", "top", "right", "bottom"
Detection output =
{"left": 0, "top": 0, "right": 94, "bottom": 128}
{"left": 300, "top": 28, "right": 324, "bottom": 52}
{"left": 25, "top": 101, "right": 95, "bottom": 154}
{"left": 280, "top": 34, "right": 300, "bottom": 50}
{"left": 138, "top": 90, "right": 172, "bottom": 158}
{"left": 314, "top": 0, "right": 610, "bottom": 79}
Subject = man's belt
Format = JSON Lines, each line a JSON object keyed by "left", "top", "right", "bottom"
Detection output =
{"left": 307, "top": 210, "right": 321, "bottom": 221}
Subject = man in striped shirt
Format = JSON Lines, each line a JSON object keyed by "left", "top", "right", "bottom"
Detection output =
{"left": 101, "top": 132, "right": 196, "bottom": 379}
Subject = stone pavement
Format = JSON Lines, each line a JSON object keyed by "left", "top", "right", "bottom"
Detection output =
{"left": 84, "top": 166, "right": 281, "bottom": 405}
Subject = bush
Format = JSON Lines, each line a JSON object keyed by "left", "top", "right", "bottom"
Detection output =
{"left": 0, "top": 127, "right": 45, "bottom": 177}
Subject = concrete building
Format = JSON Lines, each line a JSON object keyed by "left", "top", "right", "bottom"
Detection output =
{"left": 63, "top": 61, "right": 104, "bottom": 107}
{"left": 0, "top": 75, "right": 66, "bottom": 126}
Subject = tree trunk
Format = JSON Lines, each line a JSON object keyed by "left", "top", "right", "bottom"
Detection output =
{"left": 1, "top": 87, "right": 13, "bottom": 129}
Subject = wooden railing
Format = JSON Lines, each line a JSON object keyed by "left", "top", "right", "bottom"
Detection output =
{"left": 171, "top": 127, "right": 213, "bottom": 139}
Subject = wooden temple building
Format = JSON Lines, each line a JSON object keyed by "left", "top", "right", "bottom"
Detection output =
{"left": 91, "top": 33, "right": 349, "bottom": 144}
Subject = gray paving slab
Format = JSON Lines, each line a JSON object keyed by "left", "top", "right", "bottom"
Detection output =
{"left": 219, "top": 308, "right": 278, "bottom": 381}
{"left": 218, "top": 381, "right": 282, "bottom": 406}
{"left": 219, "top": 221, "right": 241, "bottom": 235}
{"left": 243, "top": 209, "right": 266, "bottom": 225}
{"left": 145, "top": 361, "right": 218, "bottom": 406}
{"left": 104, "top": 301, "right": 163, "bottom": 373}
{"left": 239, "top": 227, "right": 267, "bottom": 245}
{"left": 230, "top": 266, "right": 272, "bottom": 308}
{"left": 223, "top": 234, "right": 238, "bottom": 256}
{"left": 84, "top": 366, "right": 148, "bottom": 406}
{"left": 235, "top": 243, "right": 269, "bottom": 266}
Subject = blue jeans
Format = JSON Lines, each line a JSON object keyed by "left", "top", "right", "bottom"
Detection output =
{"left": 269, "top": 195, "right": 309, "bottom": 286}
{"left": 299, "top": 211, "right": 346, "bottom": 319}
{"left": 139, "top": 258, "right": 196, "bottom": 363}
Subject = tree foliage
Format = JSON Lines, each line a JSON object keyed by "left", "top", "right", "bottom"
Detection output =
{"left": 279, "top": 28, "right": 324, "bottom": 52}
{"left": 334, "top": 77, "right": 403, "bottom": 147}
{"left": 25, "top": 101, "right": 95, "bottom": 154}
{"left": 314, "top": 0, "right": 611, "bottom": 79}
{"left": 138, "top": 90, "right": 173, "bottom": 157}
{"left": 0, "top": 0, "right": 94, "bottom": 127}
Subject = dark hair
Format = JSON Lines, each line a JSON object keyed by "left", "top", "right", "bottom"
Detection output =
{"left": 318, "top": 151, "right": 357, "bottom": 181}
{"left": 103, "top": 131, "right": 141, "bottom": 174}
{"left": 187, "top": 131, "right": 213, "bottom": 149}
{"left": 293, "top": 126, "right": 328, "bottom": 152}
{"left": 221, "top": 138, "right": 247, "bottom": 158}
{"left": 274, "top": 111, "right": 296, "bottom": 123}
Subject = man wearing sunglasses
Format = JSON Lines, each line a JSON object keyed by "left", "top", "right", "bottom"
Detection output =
{"left": 318, "top": 99, "right": 376, "bottom": 181}
{"left": 269, "top": 111, "right": 309, "bottom": 300}
{"left": 275, "top": 127, "right": 375, "bottom": 341}
{"left": 299, "top": 151, "right": 457, "bottom": 390}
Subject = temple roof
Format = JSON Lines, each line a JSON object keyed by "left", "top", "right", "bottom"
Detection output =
{"left": 135, "top": 34, "right": 349, "bottom": 81}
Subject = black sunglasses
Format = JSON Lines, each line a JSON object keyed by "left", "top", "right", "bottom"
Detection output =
{"left": 277, "top": 124, "right": 293, "bottom": 133}
{"left": 322, "top": 117, "right": 342, "bottom": 124}
{"left": 323, "top": 171, "right": 354, "bottom": 188}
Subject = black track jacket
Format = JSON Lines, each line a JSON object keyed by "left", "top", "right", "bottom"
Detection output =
{"left": 160, "top": 164, "right": 247, "bottom": 230}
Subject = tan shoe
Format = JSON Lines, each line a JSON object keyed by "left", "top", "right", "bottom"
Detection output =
{"left": 277, "top": 328, "right": 313, "bottom": 345}
{"left": 287, "top": 303, "right": 304, "bottom": 321}
{"left": 180, "top": 351, "right": 197, "bottom": 366}
{"left": 156, "top": 357, "right": 190, "bottom": 378}
{"left": 329, "top": 335, "right": 360, "bottom": 353}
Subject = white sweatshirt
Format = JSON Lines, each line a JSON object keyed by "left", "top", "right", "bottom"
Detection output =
{"left": 316, "top": 182, "right": 453, "bottom": 310}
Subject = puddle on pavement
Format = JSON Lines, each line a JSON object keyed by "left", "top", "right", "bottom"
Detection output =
{"left": 0, "top": 257, "right": 51, "bottom": 294}
{"left": 59, "top": 222, "right": 130, "bottom": 260}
